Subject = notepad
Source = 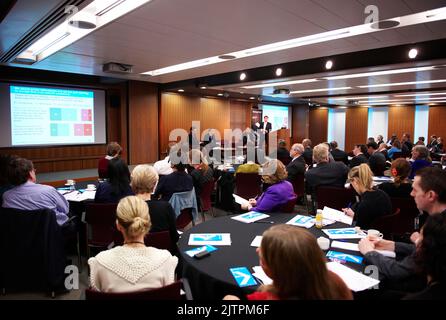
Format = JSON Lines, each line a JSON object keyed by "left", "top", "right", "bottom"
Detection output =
{"left": 331, "top": 241, "right": 360, "bottom": 251}
{"left": 233, "top": 194, "right": 249, "bottom": 206}
{"left": 286, "top": 214, "right": 314, "bottom": 228}
{"left": 323, "top": 228, "right": 365, "bottom": 239}
{"left": 188, "top": 233, "right": 232, "bottom": 246}
{"left": 184, "top": 245, "right": 218, "bottom": 257}
{"left": 250, "top": 236, "right": 263, "bottom": 247}
{"left": 252, "top": 266, "right": 273, "bottom": 285}
{"left": 326, "top": 250, "right": 363, "bottom": 264}
{"left": 322, "top": 206, "right": 353, "bottom": 225}
{"left": 231, "top": 212, "right": 270, "bottom": 223}
{"left": 326, "top": 262, "right": 380, "bottom": 292}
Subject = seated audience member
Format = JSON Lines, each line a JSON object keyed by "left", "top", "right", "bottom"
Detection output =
{"left": 322, "top": 142, "right": 335, "bottom": 162}
{"left": 379, "top": 158, "right": 413, "bottom": 198}
{"left": 409, "top": 145, "right": 432, "bottom": 179}
{"left": 387, "top": 134, "right": 398, "bottom": 146}
{"left": 0, "top": 154, "right": 16, "bottom": 203}
{"left": 376, "top": 135, "right": 384, "bottom": 145}
{"left": 153, "top": 153, "right": 193, "bottom": 201}
{"left": 388, "top": 140, "right": 402, "bottom": 160}
{"left": 98, "top": 142, "right": 122, "bottom": 179}
{"left": 305, "top": 144, "right": 349, "bottom": 196}
{"left": 415, "top": 137, "right": 425, "bottom": 146}
{"left": 241, "top": 160, "right": 295, "bottom": 213}
{"left": 402, "top": 133, "right": 414, "bottom": 153}
{"left": 343, "top": 164, "right": 392, "bottom": 229}
{"left": 224, "top": 225, "right": 352, "bottom": 300}
{"left": 236, "top": 160, "right": 260, "bottom": 175}
{"left": 95, "top": 158, "right": 133, "bottom": 203}
{"left": 276, "top": 140, "right": 292, "bottom": 164}
{"left": 358, "top": 167, "right": 446, "bottom": 292}
{"left": 367, "top": 142, "right": 386, "bottom": 176}
{"left": 188, "top": 149, "right": 214, "bottom": 206}
{"left": 2, "top": 157, "right": 69, "bottom": 226}
{"left": 367, "top": 137, "right": 375, "bottom": 144}
{"left": 434, "top": 137, "right": 444, "bottom": 153}
{"left": 330, "top": 141, "right": 348, "bottom": 165}
{"left": 404, "top": 213, "right": 446, "bottom": 300}
{"left": 88, "top": 196, "right": 178, "bottom": 292}
{"left": 131, "top": 165, "right": 179, "bottom": 245}
{"left": 286, "top": 143, "right": 306, "bottom": 182}
{"left": 350, "top": 144, "right": 368, "bottom": 168}
{"left": 153, "top": 144, "right": 174, "bottom": 177}
{"left": 302, "top": 138, "right": 313, "bottom": 165}
{"left": 378, "top": 143, "right": 389, "bottom": 160}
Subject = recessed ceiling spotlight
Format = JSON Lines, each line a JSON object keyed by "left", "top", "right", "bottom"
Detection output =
{"left": 217, "top": 93, "right": 224, "bottom": 96}
{"left": 249, "top": 97, "right": 255, "bottom": 100}
{"left": 275, "top": 68, "right": 283, "bottom": 76}
{"left": 240, "top": 73, "right": 247, "bottom": 81}
{"left": 408, "top": 48, "right": 418, "bottom": 59}
{"left": 325, "top": 60, "right": 333, "bottom": 70}
{"left": 178, "top": 89, "right": 184, "bottom": 92}
{"left": 200, "top": 86, "right": 207, "bottom": 89}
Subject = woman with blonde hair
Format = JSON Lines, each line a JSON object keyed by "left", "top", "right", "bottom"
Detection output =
{"left": 242, "top": 159, "right": 295, "bottom": 213}
{"left": 131, "top": 164, "right": 179, "bottom": 245}
{"left": 88, "top": 196, "right": 178, "bottom": 292}
{"left": 342, "top": 163, "right": 392, "bottom": 229}
{"left": 225, "top": 225, "right": 352, "bottom": 300}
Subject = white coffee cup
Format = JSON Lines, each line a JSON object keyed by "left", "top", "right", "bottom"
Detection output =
{"left": 367, "top": 229, "right": 383, "bottom": 240}
{"left": 87, "top": 184, "right": 96, "bottom": 190}
{"left": 317, "top": 237, "right": 330, "bottom": 250}
{"left": 66, "top": 179, "right": 75, "bottom": 185}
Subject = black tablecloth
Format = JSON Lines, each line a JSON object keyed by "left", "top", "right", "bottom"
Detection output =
{"left": 178, "top": 213, "right": 365, "bottom": 300}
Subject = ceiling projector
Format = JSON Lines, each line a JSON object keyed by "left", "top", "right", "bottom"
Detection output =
{"left": 272, "top": 88, "right": 290, "bottom": 97}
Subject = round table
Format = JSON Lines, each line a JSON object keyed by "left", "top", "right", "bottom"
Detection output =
{"left": 178, "top": 213, "right": 364, "bottom": 300}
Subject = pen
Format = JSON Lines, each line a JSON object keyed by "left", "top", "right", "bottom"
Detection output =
{"left": 254, "top": 221, "right": 274, "bottom": 224}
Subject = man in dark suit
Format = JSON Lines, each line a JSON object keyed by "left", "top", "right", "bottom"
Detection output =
{"left": 305, "top": 143, "right": 349, "bottom": 196}
{"left": 330, "top": 141, "right": 348, "bottom": 165}
{"left": 258, "top": 115, "right": 272, "bottom": 147}
{"left": 302, "top": 138, "right": 313, "bottom": 166}
{"left": 286, "top": 143, "right": 306, "bottom": 182}
{"left": 367, "top": 142, "right": 387, "bottom": 176}
{"left": 349, "top": 144, "right": 368, "bottom": 168}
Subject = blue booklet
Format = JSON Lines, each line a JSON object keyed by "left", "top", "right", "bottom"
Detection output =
{"left": 229, "top": 267, "right": 258, "bottom": 287}
{"left": 184, "top": 245, "right": 218, "bottom": 257}
{"left": 326, "top": 250, "right": 363, "bottom": 264}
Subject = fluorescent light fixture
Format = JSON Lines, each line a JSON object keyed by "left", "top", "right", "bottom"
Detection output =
{"left": 361, "top": 96, "right": 446, "bottom": 103}
{"left": 290, "top": 87, "right": 352, "bottom": 94}
{"left": 358, "top": 79, "right": 446, "bottom": 88}
{"left": 394, "top": 92, "right": 446, "bottom": 97}
{"left": 331, "top": 95, "right": 387, "bottom": 101}
{"left": 241, "top": 78, "right": 318, "bottom": 89}
{"left": 142, "top": 6, "right": 446, "bottom": 76}
{"left": 324, "top": 66, "right": 436, "bottom": 81}
{"left": 16, "top": 0, "right": 153, "bottom": 63}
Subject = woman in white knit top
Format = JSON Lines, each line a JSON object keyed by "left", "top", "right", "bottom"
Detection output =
{"left": 88, "top": 196, "right": 178, "bottom": 292}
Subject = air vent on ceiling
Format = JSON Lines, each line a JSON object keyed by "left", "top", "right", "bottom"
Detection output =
{"left": 0, "top": 0, "right": 87, "bottom": 64}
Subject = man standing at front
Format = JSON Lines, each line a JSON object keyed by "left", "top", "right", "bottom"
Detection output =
{"left": 259, "top": 115, "right": 272, "bottom": 148}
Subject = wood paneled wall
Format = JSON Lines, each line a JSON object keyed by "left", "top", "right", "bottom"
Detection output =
{"left": 388, "top": 106, "right": 415, "bottom": 141}
{"left": 308, "top": 108, "right": 328, "bottom": 146}
{"left": 159, "top": 93, "right": 252, "bottom": 157}
{"left": 345, "top": 107, "right": 368, "bottom": 152}
{"left": 292, "top": 105, "right": 309, "bottom": 144}
{"left": 128, "top": 81, "right": 159, "bottom": 165}
{"left": 428, "top": 106, "right": 446, "bottom": 141}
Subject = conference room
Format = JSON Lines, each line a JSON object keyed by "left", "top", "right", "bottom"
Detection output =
{"left": 1, "top": 0, "right": 446, "bottom": 304}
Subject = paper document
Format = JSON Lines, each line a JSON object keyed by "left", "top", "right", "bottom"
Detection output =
{"left": 252, "top": 266, "right": 273, "bottom": 285}
{"left": 188, "top": 233, "right": 232, "bottom": 246}
{"left": 322, "top": 206, "right": 353, "bottom": 225}
{"left": 327, "top": 262, "right": 380, "bottom": 292}
{"left": 250, "top": 236, "right": 263, "bottom": 247}
{"left": 233, "top": 194, "right": 249, "bottom": 206}
{"left": 323, "top": 228, "right": 366, "bottom": 239}
{"left": 231, "top": 212, "right": 270, "bottom": 223}
{"left": 286, "top": 214, "right": 314, "bottom": 228}
{"left": 64, "top": 190, "right": 96, "bottom": 202}
{"left": 331, "top": 241, "right": 359, "bottom": 252}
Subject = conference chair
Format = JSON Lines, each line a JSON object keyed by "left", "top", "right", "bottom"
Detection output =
{"left": 199, "top": 179, "right": 215, "bottom": 221}
{"left": 315, "top": 186, "right": 357, "bottom": 211}
{"left": 144, "top": 230, "right": 173, "bottom": 252}
{"left": 391, "top": 152, "right": 403, "bottom": 160}
{"left": 0, "top": 208, "right": 66, "bottom": 297}
{"left": 280, "top": 195, "right": 298, "bottom": 213}
{"left": 85, "top": 278, "right": 193, "bottom": 300}
{"left": 371, "top": 209, "right": 401, "bottom": 240}
{"left": 83, "top": 203, "right": 119, "bottom": 258}
{"left": 388, "top": 197, "right": 421, "bottom": 240}
{"left": 235, "top": 173, "right": 262, "bottom": 200}
{"left": 169, "top": 189, "right": 198, "bottom": 230}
